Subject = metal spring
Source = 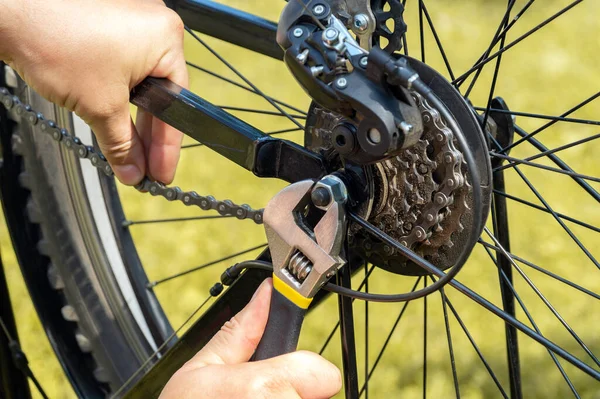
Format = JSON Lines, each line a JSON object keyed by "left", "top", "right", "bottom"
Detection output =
{"left": 288, "top": 252, "right": 313, "bottom": 281}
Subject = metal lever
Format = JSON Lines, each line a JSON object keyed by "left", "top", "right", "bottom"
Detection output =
{"left": 254, "top": 175, "right": 348, "bottom": 360}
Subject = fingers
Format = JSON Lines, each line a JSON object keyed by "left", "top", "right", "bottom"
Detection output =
{"left": 186, "top": 278, "right": 273, "bottom": 368}
{"left": 92, "top": 107, "right": 146, "bottom": 185}
{"left": 161, "top": 351, "right": 341, "bottom": 399}
{"left": 139, "top": 42, "right": 188, "bottom": 183}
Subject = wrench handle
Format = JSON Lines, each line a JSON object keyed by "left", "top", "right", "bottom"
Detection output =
{"left": 254, "top": 277, "right": 310, "bottom": 360}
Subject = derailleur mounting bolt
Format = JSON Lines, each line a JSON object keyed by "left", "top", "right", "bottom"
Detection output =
{"left": 353, "top": 14, "right": 370, "bottom": 32}
{"left": 313, "top": 4, "right": 326, "bottom": 16}
{"left": 292, "top": 27, "right": 304, "bottom": 38}
{"left": 335, "top": 77, "right": 348, "bottom": 89}
{"left": 323, "top": 27, "right": 339, "bottom": 46}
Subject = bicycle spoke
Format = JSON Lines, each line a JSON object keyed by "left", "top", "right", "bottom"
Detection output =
{"left": 511, "top": 126, "right": 600, "bottom": 202}
{"left": 492, "top": 190, "right": 600, "bottom": 234}
{"left": 186, "top": 61, "right": 307, "bottom": 115}
{"left": 423, "top": 278, "right": 428, "bottom": 399}
{"left": 442, "top": 296, "right": 509, "bottom": 398}
{"left": 319, "top": 266, "right": 376, "bottom": 356}
{"left": 122, "top": 215, "right": 233, "bottom": 226}
{"left": 364, "top": 262, "right": 369, "bottom": 399}
{"left": 337, "top": 263, "right": 359, "bottom": 398}
{"left": 461, "top": 0, "right": 523, "bottom": 94}
{"left": 473, "top": 107, "right": 600, "bottom": 127}
{"left": 480, "top": 245, "right": 582, "bottom": 398}
{"left": 509, "top": 166, "right": 600, "bottom": 270}
{"left": 421, "top": 0, "right": 455, "bottom": 80}
{"left": 494, "top": 133, "right": 600, "bottom": 174}
{"left": 478, "top": 240, "right": 600, "bottom": 301}
{"left": 453, "top": 0, "right": 583, "bottom": 87}
{"left": 490, "top": 153, "right": 600, "bottom": 183}
{"left": 185, "top": 28, "right": 304, "bottom": 130}
{"left": 216, "top": 105, "right": 307, "bottom": 120}
{"left": 484, "top": 228, "right": 600, "bottom": 368}
{"left": 501, "top": 91, "right": 600, "bottom": 153}
{"left": 112, "top": 293, "right": 214, "bottom": 398}
{"left": 359, "top": 277, "right": 422, "bottom": 397}
{"left": 435, "top": 283, "right": 461, "bottom": 399}
{"left": 419, "top": 0, "right": 425, "bottom": 63}
{"left": 147, "top": 243, "right": 267, "bottom": 287}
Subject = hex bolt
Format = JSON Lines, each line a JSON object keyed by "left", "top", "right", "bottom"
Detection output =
{"left": 293, "top": 27, "right": 304, "bottom": 38}
{"left": 311, "top": 187, "right": 332, "bottom": 207}
{"left": 368, "top": 128, "right": 382, "bottom": 144}
{"left": 335, "top": 77, "right": 348, "bottom": 89}
{"left": 359, "top": 56, "right": 368, "bottom": 68}
{"left": 399, "top": 121, "right": 414, "bottom": 135}
{"left": 313, "top": 4, "right": 326, "bottom": 16}
{"left": 353, "top": 14, "right": 369, "bottom": 32}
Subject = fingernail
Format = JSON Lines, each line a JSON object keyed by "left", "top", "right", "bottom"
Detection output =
{"left": 113, "top": 164, "right": 143, "bottom": 186}
{"left": 250, "top": 278, "right": 272, "bottom": 302}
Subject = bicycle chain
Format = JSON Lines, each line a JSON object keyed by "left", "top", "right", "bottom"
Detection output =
{"left": 0, "top": 87, "right": 264, "bottom": 224}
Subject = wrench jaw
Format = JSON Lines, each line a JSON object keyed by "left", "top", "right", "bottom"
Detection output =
{"left": 264, "top": 176, "right": 348, "bottom": 301}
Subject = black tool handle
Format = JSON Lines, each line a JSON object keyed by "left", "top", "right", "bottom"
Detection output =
{"left": 254, "top": 288, "right": 307, "bottom": 360}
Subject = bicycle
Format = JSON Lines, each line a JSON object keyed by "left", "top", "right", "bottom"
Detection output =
{"left": 0, "top": 0, "right": 598, "bottom": 398}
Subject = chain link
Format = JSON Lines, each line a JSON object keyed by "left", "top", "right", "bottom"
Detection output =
{"left": 0, "top": 87, "right": 264, "bottom": 224}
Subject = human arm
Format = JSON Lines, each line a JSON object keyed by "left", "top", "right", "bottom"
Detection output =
{"left": 0, "top": 0, "right": 188, "bottom": 185}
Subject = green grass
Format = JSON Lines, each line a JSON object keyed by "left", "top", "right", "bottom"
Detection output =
{"left": 4, "top": 0, "right": 600, "bottom": 397}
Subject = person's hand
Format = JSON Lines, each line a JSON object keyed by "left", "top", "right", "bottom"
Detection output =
{"left": 1, "top": 0, "right": 188, "bottom": 185}
{"left": 159, "top": 279, "right": 342, "bottom": 399}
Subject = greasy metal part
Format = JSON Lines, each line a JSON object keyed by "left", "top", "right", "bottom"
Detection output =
{"left": 168, "top": 0, "right": 283, "bottom": 60}
{"left": 305, "top": 57, "right": 492, "bottom": 275}
{"left": 263, "top": 176, "right": 347, "bottom": 298}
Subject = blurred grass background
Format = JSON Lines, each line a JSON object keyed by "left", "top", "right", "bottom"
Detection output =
{"left": 3, "top": 0, "right": 600, "bottom": 397}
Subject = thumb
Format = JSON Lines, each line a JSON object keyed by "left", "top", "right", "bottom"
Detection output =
{"left": 187, "top": 278, "right": 273, "bottom": 367}
{"left": 91, "top": 105, "right": 146, "bottom": 185}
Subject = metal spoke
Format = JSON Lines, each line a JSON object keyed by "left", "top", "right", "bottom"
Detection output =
{"left": 419, "top": 0, "right": 426, "bottom": 63}
{"left": 337, "top": 262, "right": 359, "bottom": 399}
{"left": 493, "top": 190, "right": 600, "bottom": 234}
{"left": 491, "top": 152, "right": 600, "bottom": 183}
{"left": 484, "top": 228, "right": 600, "bottom": 368}
{"left": 478, "top": 240, "right": 600, "bottom": 301}
{"left": 509, "top": 126, "right": 600, "bottom": 202}
{"left": 147, "top": 243, "right": 267, "bottom": 287}
{"left": 319, "top": 266, "right": 376, "bottom": 356}
{"left": 350, "top": 213, "right": 600, "bottom": 380}
{"left": 423, "top": 278, "right": 428, "bottom": 399}
{"left": 453, "top": 1, "right": 583, "bottom": 87}
{"left": 480, "top": 0, "right": 512, "bottom": 133}
{"left": 435, "top": 283, "right": 461, "bottom": 399}
{"left": 359, "top": 277, "right": 422, "bottom": 397}
{"left": 122, "top": 215, "right": 233, "bottom": 226}
{"left": 186, "top": 61, "right": 307, "bottom": 115}
{"left": 364, "top": 262, "right": 369, "bottom": 399}
{"left": 501, "top": 91, "right": 600, "bottom": 153}
{"left": 421, "top": 0, "right": 455, "bottom": 80}
{"left": 185, "top": 28, "right": 304, "bottom": 130}
{"left": 473, "top": 107, "right": 600, "bottom": 127}
{"left": 112, "top": 293, "right": 214, "bottom": 398}
{"left": 494, "top": 133, "right": 600, "bottom": 174}
{"left": 508, "top": 166, "right": 600, "bottom": 270}
{"left": 461, "top": 0, "right": 522, "bottom": 95}
{"left": 442, "top": 296, "right": 509, "bottom": 398}
{"left": 480, "top": 245, "right": 581, "bottom": 398}
{"left": 216, "top": 105, "right": 307, "bottom": 120}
